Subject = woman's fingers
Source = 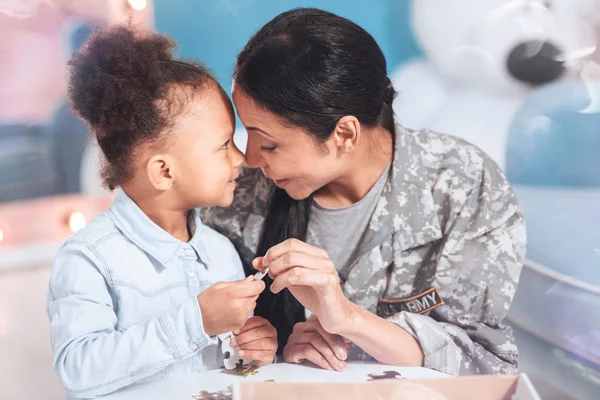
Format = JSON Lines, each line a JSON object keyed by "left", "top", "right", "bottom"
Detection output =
{"left": 252, "top": 257, "right": 265, "bottom": 272}
{"left": 270, "top": 269, "right": 335, "bottom": 294}
{"left": 267, "top": 252, "right": 335, "bottom": 277}
{"left": 283, "top": 343, "right": 337, "bottom": 371}
{"left": 263, "top": 239, "right": 329, "bottom": 266}
{"left": 293, "top": 320, "right": 348, "bottom": 361}
{"left": 287, "top": 332, "right": 346, "bottom": 371}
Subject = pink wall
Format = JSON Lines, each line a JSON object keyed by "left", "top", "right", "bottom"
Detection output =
{"left": 0, "top": 5, "right": 74, "bottom": 124}
{"left": 0, "top": 1, "right": 154, "bottom": 125}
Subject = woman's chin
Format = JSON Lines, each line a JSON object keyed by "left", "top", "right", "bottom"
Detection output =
{"left": 285, "top": 187, "right": 312, "bottom": 201}
{"left": 272, "top": 179, "right": 313, "bottom": 201}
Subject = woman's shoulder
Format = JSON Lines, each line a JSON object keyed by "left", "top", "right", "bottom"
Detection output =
{"left": 394, "top": 126, "right": 521, "bottom": 230}
{"left": 395, "top": 126, "right": 501, "bottom": 186}
{"left": 234, "top": 165, "right": 274, "bottom": 215}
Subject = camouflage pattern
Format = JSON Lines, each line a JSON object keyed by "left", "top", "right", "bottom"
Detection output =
{"left": 201, "top": 125, "right": 526, "bottom": 377}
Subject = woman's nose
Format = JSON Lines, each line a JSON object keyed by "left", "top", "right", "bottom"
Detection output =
{"left": 244, "top": 141, "right": 267, "bottom": 169}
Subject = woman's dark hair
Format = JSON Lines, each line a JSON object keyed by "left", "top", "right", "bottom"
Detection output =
{"left": 68, "top": 25, "right": 215, "bottom": 190}
{"left": 234, "top": 8, "right": 397, "bottom": 352}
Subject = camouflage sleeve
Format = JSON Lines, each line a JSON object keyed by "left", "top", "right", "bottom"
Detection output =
{"left": 388, "top": 153, "right": 526, "bottom": 376}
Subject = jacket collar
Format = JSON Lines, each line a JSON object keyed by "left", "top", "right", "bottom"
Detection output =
{"left": 343, "top": 125, "right": 443, "bottom": 294}
{"left": 108, "top": 190, "right": 210, "bottom": 266}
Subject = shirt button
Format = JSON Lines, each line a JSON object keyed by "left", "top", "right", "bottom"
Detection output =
{"left": 189, "top": 342, "right": 198, "bottom": 351}
{"left": 185, "top": 248, "right": 194, "bottom": 256}
{"left": 187, "top": 270, "right": 196, "bottom": 278}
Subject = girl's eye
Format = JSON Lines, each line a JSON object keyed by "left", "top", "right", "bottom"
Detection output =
{"left": 261, "top": 146, "right": 276, "bottom": 153}
{"left": 221, "top": 140, "right": 230, "bottom": 150}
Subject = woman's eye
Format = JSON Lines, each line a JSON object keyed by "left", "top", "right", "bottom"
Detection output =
{"left": 261, "top": 146, "right": 276, "bottom": 153}
{"left": 221, "top": 140, "right": 230, "bottom": 150}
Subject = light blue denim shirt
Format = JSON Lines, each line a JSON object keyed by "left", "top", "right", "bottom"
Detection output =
{"left": 47, "top": 190, "right": 245, "bottom": 399}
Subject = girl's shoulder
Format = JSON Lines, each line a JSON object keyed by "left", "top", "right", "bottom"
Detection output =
{"left": 60, "top": 212, "right": 122, "bottom": 251}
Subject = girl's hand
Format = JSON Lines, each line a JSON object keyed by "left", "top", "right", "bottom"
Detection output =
{"left": 231, "top": 316, "right": 278, "bottom": 366}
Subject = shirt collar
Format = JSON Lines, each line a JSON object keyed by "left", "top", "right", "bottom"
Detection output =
{"left": 352, "top": 124, "right": 444, "bottom": 256}
{"left": 108, "top": 190, "right": 211, "bottom": 266}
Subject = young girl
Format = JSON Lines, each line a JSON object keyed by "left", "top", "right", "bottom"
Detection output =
{"left": 47, "top": 26, "right": 277, "bottom": 399}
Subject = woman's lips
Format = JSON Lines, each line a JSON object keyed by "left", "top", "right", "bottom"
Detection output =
{"left": 274, "top": 179, "right": 291, "bottom": 188}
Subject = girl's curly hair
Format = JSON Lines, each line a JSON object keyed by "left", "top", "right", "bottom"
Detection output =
{"left": 68, "top": 25, "right": 215, "bottom": 190}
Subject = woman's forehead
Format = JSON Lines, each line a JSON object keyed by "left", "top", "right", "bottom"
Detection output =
{"left": 233, "top": 92, "right": 301, "bottom": 138}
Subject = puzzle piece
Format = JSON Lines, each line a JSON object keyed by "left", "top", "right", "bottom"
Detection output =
{"left": 222, "top": 360, "right": 259, "bottom": 377}
{"left": 367, "top": 371, "right": 405, "bottom": 381}
{"left": 192, "top": 385, "right": 233, "bottom": 400}
{"left": 218, "top": 332, "right": 244, "bottom": 370}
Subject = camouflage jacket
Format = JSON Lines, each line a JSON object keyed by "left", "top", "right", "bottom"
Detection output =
{"left": 201, "top": 125, "right": 526, "bottom": 377}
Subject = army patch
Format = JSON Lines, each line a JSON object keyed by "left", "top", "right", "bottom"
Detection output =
{"left": 378, "top": 287, "right": 444, "bottom": 315}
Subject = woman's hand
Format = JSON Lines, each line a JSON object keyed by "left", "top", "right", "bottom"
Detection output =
{"left": 253, "top": 239, "right": 359, "bottom": 335}
{"left": 283, "top": 318, "right": 352, "bottom": 371}
{"left": 231, "top": 316, "right": 278, "bottom": 366}
{"left": 255, "top": 239, "right": 424, "bottom": 368}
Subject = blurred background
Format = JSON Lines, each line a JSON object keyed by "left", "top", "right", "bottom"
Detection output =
{"left": 0, "top": 0, "right": 598, "bottom": 399}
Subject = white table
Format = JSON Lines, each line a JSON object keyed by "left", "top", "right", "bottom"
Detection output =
{"left": 102, "top": 362, "right": 450, "bottom": 399}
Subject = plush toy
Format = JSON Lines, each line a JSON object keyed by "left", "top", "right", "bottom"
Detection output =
{"left": 391, "top": 0, "right": 599, "bottom": 168}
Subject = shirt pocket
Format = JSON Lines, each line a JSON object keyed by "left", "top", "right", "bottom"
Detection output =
{"left": 99, "top": 238, "right": 187, "bottom": 293}
{"left": 100, "top": 245, "right": 189, "bottom": 326}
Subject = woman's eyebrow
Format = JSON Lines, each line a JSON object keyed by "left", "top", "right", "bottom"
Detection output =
{"left": 246, "top": 126, "right": 276, "bottom": 139}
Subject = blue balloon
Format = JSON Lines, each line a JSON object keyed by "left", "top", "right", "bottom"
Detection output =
{"left": 506, "top": 81, "right": 600, "bottom": 188}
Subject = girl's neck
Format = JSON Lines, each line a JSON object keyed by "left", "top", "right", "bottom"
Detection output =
{"left": 124, "top": 186, "right": 191, "bottom": 242}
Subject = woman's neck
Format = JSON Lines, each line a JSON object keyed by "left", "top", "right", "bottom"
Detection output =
{"left": 123, "top": 186, "right": 191, "bottom": 242}
{"left": 314, "top": 128, "right": 393, "bottom": 208}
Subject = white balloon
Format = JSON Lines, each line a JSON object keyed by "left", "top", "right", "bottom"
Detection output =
{"left": 391, "top": 0, "right": 599, "bottom": 169}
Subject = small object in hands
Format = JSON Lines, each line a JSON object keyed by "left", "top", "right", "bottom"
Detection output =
{"left": 219, "top": 332, "right": 244, "bottom": 370}
{"left": 253, "top": 266, "right": 270, "bottom": 281}
{"left": 192, "top": 385, "right": 233, "bottom": 400}
{"left": 218, "top": 268, "right": 268, "bottom": 371}
{"left": 367, "top": 371, "right": 405, "bottom": 381}
{"left": 222, "top": 360, "right": 260, "bottom": 377}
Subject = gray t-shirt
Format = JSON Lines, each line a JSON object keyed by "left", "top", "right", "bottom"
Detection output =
{"left": 307, "top": 164, "right": 391, "bottom": 281}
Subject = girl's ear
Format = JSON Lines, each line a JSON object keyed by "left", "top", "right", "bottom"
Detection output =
{"left": 146, "top": 154, "right": 175, "bottom": 191}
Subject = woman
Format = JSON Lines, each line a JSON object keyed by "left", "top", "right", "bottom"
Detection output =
{"left": 202, "top": 8, "right": 526, "bottom": 377}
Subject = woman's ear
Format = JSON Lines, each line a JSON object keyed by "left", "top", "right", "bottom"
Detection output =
{"left": 146, "top": 154, "right": 175, "bottom": 191}
{"left": 331, "top": 116, "right": 361, "bottom": 154}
